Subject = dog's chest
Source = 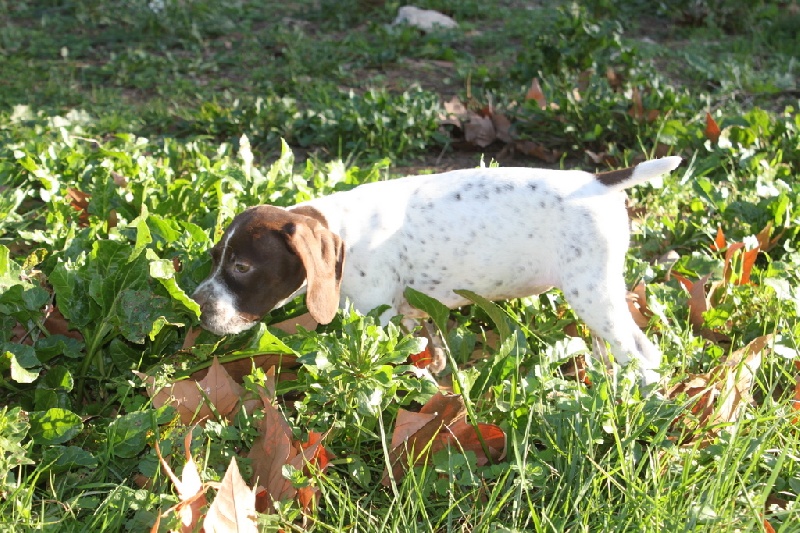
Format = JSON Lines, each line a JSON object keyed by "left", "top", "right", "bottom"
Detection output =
{"left": 300, "top": 168, "right": 620, "bottom": 307}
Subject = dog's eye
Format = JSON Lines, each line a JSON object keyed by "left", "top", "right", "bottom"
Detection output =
{"left": 234, "top": 263, "right": 250, "bottom": 274}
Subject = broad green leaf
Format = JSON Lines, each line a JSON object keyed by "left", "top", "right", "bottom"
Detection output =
{"left": 2, "top": 342, "right": 41, "bottom": 384}
{"left": 403, "top": 287, "right": 450, "bottom": 334}
{"left": 454, "top": 289, "right": 512, "bottom": 341}
{"left": 35, "top": 335, "right": 84, "bottom": 362}
{"left": 107, "top": 411, "right": 150, "bottom": 458}
{"left": 147, "top": 252, "right": 200, "bottom": 318}
{"left": 50, "top": 259, "right": 95, "bottom": 328}
{"left": 117, "top": 290, "right": 175, "bottom": 343}
{"left": 129, "top": 208, "right": 152, "bottom": 261}
{"left": 41, "top": 445, "right": 98, "bottom": 474}
{"left": 231, "top": 327, "right": 297, "bottom": 357}
{"left": 29, "top": 408, "right": 82, "bottom": 445}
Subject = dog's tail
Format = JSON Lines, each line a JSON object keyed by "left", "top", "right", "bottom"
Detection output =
{"left": 595, "top": 156, "right": 682, "bottom": 191}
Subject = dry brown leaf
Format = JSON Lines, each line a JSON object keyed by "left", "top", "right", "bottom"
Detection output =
{"left": 381, "top": 392, "right": 467, "bottom": 486}
{"left": 249, "top": 400, "right": 297, "bottom": 512}
{"left": 432, "top": 417, "right": 506, "bottom": 465}
{"left": 667, "top": 334, "right": 770, "bottom": 445}
{"left": 190, "top": 355, "right": 297, "bottom": 385}
{"left": 514, "top": 140, "right": 561, "bottom": 163}
{"left": 203, "top": 457, "right": 258, "bottom": 533}
{"left": 628, "top": 87, "right": 660, "bottom": 122}
{"left": 181, "top": 326, "right": 202, "bottom": 350}
{"left": 286, "top": 432, "right": 334, "bottom": 519}
{"left": 44, "top": 305, "right": 84, "bottom": 341}
{"left": 464, "top": 113, "right": 496, "bottom": 147}
{"left": 410, "top": 345, "right": 434, "bottom": 369}
{"left": 560, "top": 354, "right": 592, "bottom": 386}
{"left": 710, "top": 226, "right": 727, "bottom": 252}
{"left": 705, "top": 112, "right": 721, "bottom": 143}
{"left": 136, "top": 372, "right": 214, "bottom": 425}
{"left": 626, "top": 283, "right": 652, "bottom": 329}
{"left": 154, "top": 432, "right": 207, "bottom": 532}
{"left": 525, "top": 78, "right": 547, "bottom": 109}
{"left": 443, "top": 96, "right": 468, "bottom": 118}
{"left": 110, "top": 170, "right": 128, "bottom": 188}
{"left": 271, "top": 312, "right": 318, "bottom": 334}
{"left": 491, "top": 111, "right": 513, "bottom": 144}
{"left": 605, "top": 66, "right": 623, "bottom": 90}
{"left": 723, "top": 242, "right": 759, "bottom": 285}
{"left": 755, "top": 221, "right": 785, "bottom": 253}
{"left": 66, "top": 188, "right": 90, "bottom": 226}
{"left": 585, "top": 150, "right": 619, "bottom": 167}
{"left": 672, "top": 273, "right": 731, "bottom": 345}
{"left": 198, "top": 357, "right": 244, "bottom": 418}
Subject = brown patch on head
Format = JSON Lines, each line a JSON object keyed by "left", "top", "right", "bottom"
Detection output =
{"left": 214, "top": 205, "right": 345, "bottom": 325}
{"left": 595, "top": 166, "right": 635, "bottom": 188}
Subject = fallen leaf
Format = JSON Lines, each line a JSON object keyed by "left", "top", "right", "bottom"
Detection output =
{"left": 271, "top": 312, "right": 318, "bottom": 334}
{"left": 203, "top": 457, "right": 258, "bottom": 533}
{"left": 585, "top": 150, "right": 618, "bottom": 167}
{"left": 792, "top": 374, "right": 800, "bottom": 423}
{"left": 628, "top": 87, "right": 659, "bottom": 122}
{"left": 440, "top": 96, "right": 468, "bottom": 127}
{"left": 382, "top": 392, "right": 467, "bottom": 486}
{"left": 755, "top": 221, "right": 785, "bottom": 253}
{"left": 705, "top": 112, "right": 721, "bottom": 143}
{"left": 464, "top": 113, "right": 496, "bottom": 148}
{"left": 136, "top": 372, "right": 213, "bottom": 425}
{"left": 248, "top": 400, "right": 297, "bottom": 512}
{"left": 181, "top": 326, "right": 202, "bottom": 350}
{"left": 626, "top": 283, "right": 652, "bottom": 329}
{"left": 290, "top": 431, "right": 334, "bottom": 518}
{"left": 155, "top": 431, "right": 207, "bottom": 532}
{"left": 198, "top": 357, "right": 244, "bottom": 418}
{"left": 490, "top": 111, "right": 513, "bottom": 144}
{"left": 432, "top": 417, "right": 506, "bottom": 466}
{"left": 710, "top": 226, "right": 726, "bottom": 252}
{"left": 110, "top": 170, "right": 128, "bottom": 188}
{"left": 605, "top": 66, "right": 623, "bottom": 90}
{"left": 672, "top": 273, "right": 730, "bottom": 345}
{"left": 723, "top": 242, "right": 759, "bottom": 285}
{"left": 560, "top": 354, "right": 592, "bottom": 386}
{"left": 667, "top": 334, "right": 770, "bottom": 445}
{"left": 514, "top": 140, "right": 561, "bottom": 163}
{"left": 525, "top": 78, "right": 547, "bottom": 109}
{"left": 66, "top": 188, "right": 90, "bottom": 226}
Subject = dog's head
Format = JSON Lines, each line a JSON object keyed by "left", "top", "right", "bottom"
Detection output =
{"left": 192, "top": 205, "right": 345, "bottom": 335}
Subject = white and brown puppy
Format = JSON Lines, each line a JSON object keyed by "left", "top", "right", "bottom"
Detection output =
{"left": 192, "top": 156, "right": 682, "bottom": 384}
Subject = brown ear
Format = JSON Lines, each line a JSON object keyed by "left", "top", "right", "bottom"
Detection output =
{"left": 282, "top": 218, "right": 345, "bottom": 324}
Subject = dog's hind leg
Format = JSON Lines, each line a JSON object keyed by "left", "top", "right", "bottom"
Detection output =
{"left": 562, "top": 274, "right": 662, "bottom": 386}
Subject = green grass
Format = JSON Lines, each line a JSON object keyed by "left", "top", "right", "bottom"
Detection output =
{"left": 1, "top": 0, "right": 799, "bottom": 531}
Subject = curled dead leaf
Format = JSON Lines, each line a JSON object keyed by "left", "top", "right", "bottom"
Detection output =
{"left": 667, "top": 334, "right": 770, "bottom": 445}
{"left": 432, "top": 417, "right": 506, "bottom": 466}
{"left": 514, "top": 140, "right": 561, "bottom": 163}
{"left": 464, "top": 113, "right": 496, "bottom": 148}
{"left": 249, "top": 399, "right": 297, "bottom": 512}
{"left": 525, "top": 78, "right": 547, "bottom": 110}
{"left": 381, "top": 392, "right": 467, "bottom": 486}
{"left": 154, "top": 432, "right": 207, "bottom": 532}
{"left": 626, "top": 283, "right": 652, "bottom": 329}
{"left": 705, "top": 112, "right": 721, "bottom": 143}
{"left": 203, "top": 457, "right": 258, "bottom": 533}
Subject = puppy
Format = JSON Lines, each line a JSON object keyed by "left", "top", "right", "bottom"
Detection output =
{"left": 192, "top": 156, "right": 682, "bottom": 384}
